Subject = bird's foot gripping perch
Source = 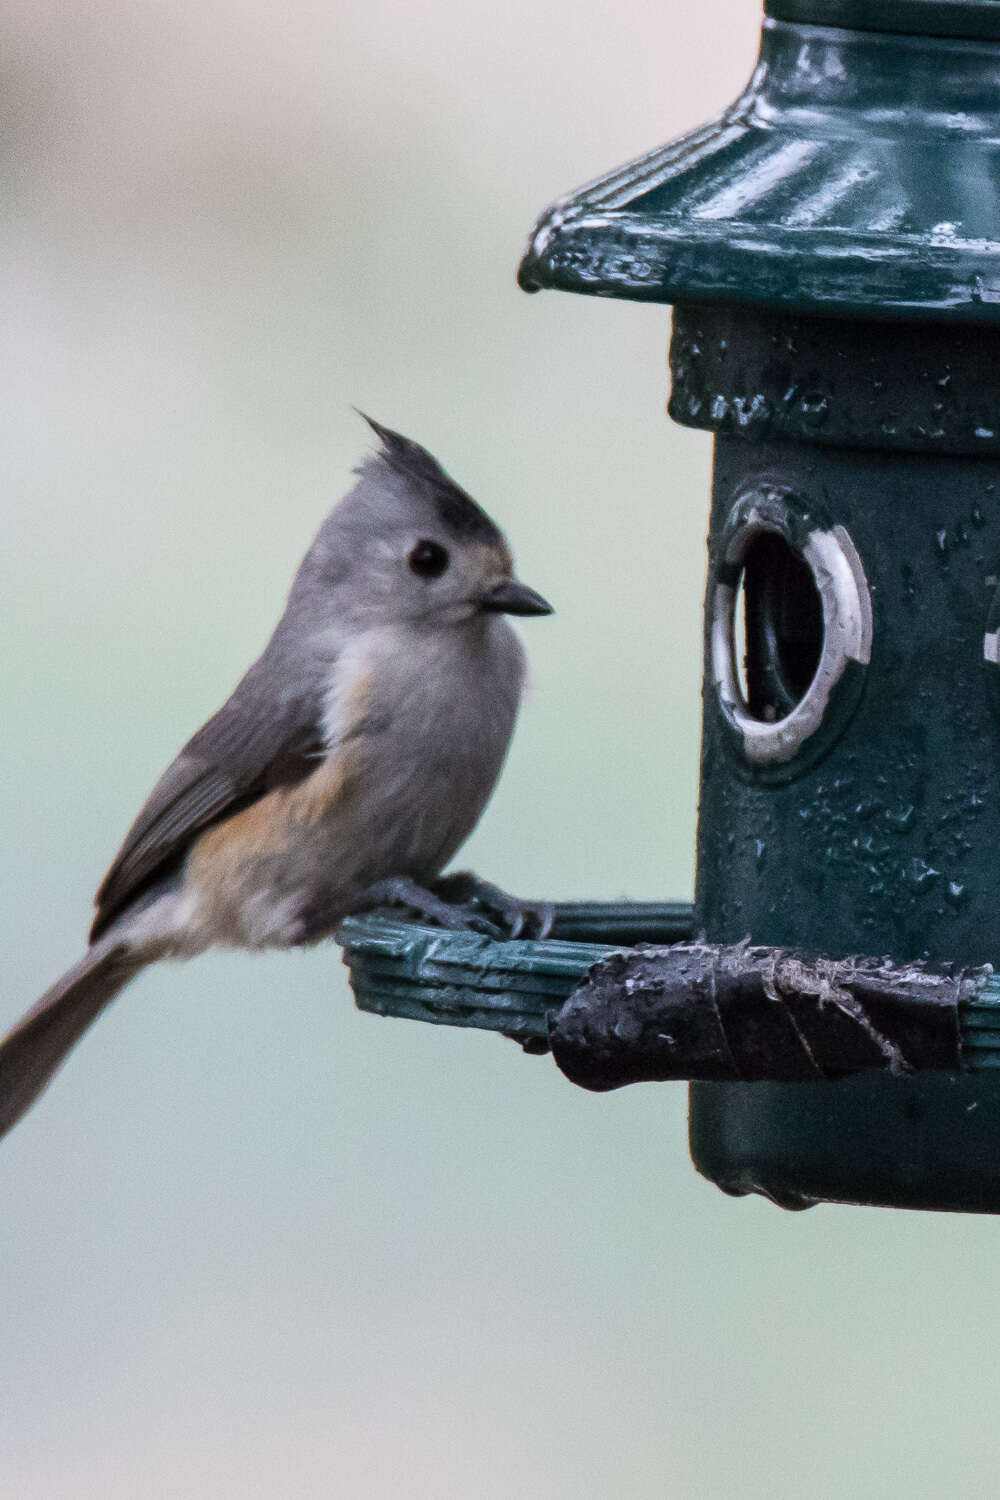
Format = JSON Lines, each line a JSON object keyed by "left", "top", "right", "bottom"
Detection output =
{"left": 356, "top": 874, "right": 553, "bottom": 941}
{"left": 431, "top": 872, "right": 555, "bottom": 940}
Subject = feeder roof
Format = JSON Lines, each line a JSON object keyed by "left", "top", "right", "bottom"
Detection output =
{"left": 518, "top": 5, "right": 1000, "bottom": 324}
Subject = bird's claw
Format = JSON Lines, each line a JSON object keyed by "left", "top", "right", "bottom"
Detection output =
{"left": 431, "top": 873, "right": 556, "bottom": 941}
{"left": 355, "top": 875, "right": 555, "bottom": 941}
{"left": 355, "top": 876, "right": 506, "bottom": 938}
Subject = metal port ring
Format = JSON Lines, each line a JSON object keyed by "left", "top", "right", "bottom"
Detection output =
{"left": 710, "top": 483, "right": 873, "bottom": 772}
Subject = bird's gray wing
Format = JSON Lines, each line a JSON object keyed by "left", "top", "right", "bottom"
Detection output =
{"left": 91, "top": 658, "right": 325, "bottom": 939}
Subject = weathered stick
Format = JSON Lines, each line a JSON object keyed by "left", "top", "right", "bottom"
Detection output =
{"left": 549, "top": 943, "right": 985, "bottom": 1092}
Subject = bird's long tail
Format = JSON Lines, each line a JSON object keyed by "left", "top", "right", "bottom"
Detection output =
{"left": 0, "top": 937, "right": 147, "bottom": 1140}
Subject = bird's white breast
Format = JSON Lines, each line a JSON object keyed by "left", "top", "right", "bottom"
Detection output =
{"left": 319, "top": 617, "right": 526, "bottom": 879}
{"left": 177, "top": 618, "right": 526, "bottom": 951}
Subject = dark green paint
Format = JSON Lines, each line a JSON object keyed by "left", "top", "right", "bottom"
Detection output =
{"left": 694, "top": 410, "right": 1000, "bottom": 964}
{"left": 689, "top": 1072, "right": 1000, "bottom": 1213}
{"left": 670, "top": 304, "right": 1000, "bottom": 458}
{"left": 688, "top": 327, "right": 1000, "bottom": 1207}
{"left": 766, "top": 0, "right": 1000, "bottom": 39}
{"left": 518, "top": 17, "right": 1000, "bottom": 325}
{"left": 337, "top": 904, "right": 696, "bottom": 1042}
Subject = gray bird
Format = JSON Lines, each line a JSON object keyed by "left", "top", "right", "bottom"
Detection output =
{"left": 0, "top": 417, "right": 552, "bottom": 1140}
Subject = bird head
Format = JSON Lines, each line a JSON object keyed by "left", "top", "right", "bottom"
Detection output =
{"left": 291, "top": 416, "right": 553, "bottom": 634}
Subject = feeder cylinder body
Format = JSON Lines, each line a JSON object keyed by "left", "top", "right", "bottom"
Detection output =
{"left": 678, "top": 303, "right": 1000, "bottom": 1211}
{"left": 518, "top": 0, "right": 1000, "bottom": 1211}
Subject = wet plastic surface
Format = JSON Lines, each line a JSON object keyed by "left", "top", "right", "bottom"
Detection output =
{"left": 766, "top": 0, "right": 1000, "bottom": 39}
{"left": 336, "top": 903, "right": 694, "bottom": 1043}
{"left": 519, "top": 18, "right": 1000, "bottom": 323}
{"left": 516, "top": 1, "right": 1000, "bottom": 1209}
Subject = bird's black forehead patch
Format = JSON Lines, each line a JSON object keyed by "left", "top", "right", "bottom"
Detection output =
{"left": 359, "top": 413, "right": 503, "bottom": 543}
{"left": 432, "top": 481, "right": 502, "bottom": 542}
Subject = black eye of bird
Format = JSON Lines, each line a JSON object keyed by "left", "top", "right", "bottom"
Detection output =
{"left": 408, "top": 539, "right": 450, "bottom": 580}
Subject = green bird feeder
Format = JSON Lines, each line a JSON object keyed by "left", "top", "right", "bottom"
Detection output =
{"left": 340, "top": 0, "right": 1000, "bottom": 1213}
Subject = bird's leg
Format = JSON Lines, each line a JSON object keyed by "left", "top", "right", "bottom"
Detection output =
{"left": 431, "top": 872, "right": 555, "bottom": 941}
{"left": 353, "top": 876, "right": 505, "bottom": 937}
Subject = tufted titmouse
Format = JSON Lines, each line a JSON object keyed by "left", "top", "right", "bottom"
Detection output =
{"left": 0, "top": 417, "right": 552, "bottom": 1141}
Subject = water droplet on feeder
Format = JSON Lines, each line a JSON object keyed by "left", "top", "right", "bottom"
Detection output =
{"left": 906, "top": 857, "right": 940, "bottom": 892}
{"left": 799, "top": 391, "right": 830, "bottom": 426}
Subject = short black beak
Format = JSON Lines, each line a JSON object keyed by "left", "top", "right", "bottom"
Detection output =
{"left": 480, "top": 579, "right": 554, "bottom": 617}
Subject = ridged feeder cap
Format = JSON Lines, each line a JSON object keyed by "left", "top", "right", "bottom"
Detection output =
{"left": 518, "top": 0, "right": 1000, "bottom": 323}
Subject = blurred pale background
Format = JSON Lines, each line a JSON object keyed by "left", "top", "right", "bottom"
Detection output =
{"left": 4, "top": 2, "right": 1000, "bottom": 1496}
